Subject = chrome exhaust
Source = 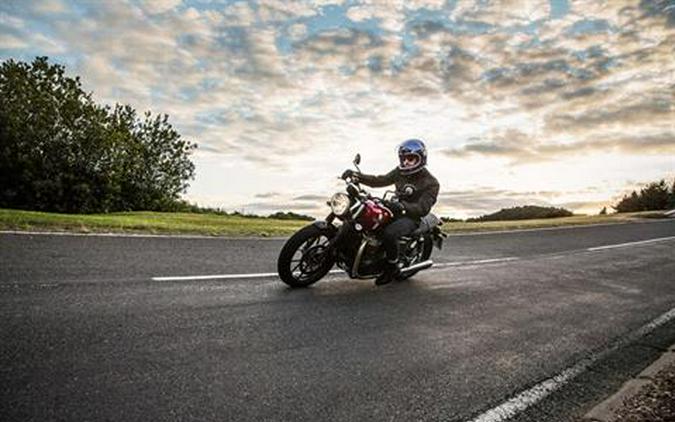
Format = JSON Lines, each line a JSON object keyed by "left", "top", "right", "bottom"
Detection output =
{"left": 400, "top": 259, "right": 433, "bottom": 274}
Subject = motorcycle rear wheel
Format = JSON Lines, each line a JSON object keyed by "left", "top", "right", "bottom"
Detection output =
{"left": 277, "top": 224, "right": 336, "bottom": 288}
{"left": 399, "top": 234, "right": 433, "bottom": 280}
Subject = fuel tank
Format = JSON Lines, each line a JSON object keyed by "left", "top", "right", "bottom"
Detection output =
{"left": 357, "top": 200, "right": 393, "bottom": 231}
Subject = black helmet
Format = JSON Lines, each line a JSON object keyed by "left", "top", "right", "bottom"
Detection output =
{"left": 397, "top": 139, "right": 427, "bottom": 175}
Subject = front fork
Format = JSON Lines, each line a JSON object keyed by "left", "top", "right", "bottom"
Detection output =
{"left": 313, "top": 214, "right": 348, "bottom": 254}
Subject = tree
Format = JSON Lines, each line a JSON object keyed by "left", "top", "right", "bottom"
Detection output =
{"left": 613, "top": 179, "right": 673, "bottom": 213}
{"left": 638, "top": 180, "right": 670, "bottom": 211}
{"left": 0, "top": 57, "right": 196, "bottom": 213}
{"left": 613, "top": 191, "right": 642, "bottom": 213}
{"left": 599, "top": 206, "right": 607, "bottom": 215}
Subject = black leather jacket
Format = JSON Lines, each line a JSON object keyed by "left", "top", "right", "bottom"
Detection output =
{"left": 358, "top": 167, "right": 440, "bottom": 220}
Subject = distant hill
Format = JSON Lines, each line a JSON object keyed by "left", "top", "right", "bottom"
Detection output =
{"left": 467, "top": 205, "right": 573, "bottom": 222}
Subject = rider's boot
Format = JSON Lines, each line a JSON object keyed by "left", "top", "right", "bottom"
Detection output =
{"left": 375, "top": 259, "right": 400, "bottom": 286}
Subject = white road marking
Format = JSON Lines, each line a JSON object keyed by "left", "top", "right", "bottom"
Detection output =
{"left": 466, "top": 306, "right": 675, "bottom": 422}
{"left": 152, "top": 269, "right": 343, "bottom": 281}
{"left": 587, "top": 235, "right": 675, "bottom": 251}
{"left": 150, "top": 234, "right": 673, "bottom": 282}
{"left": 152, "top": 259, "right": 518, "bottom": 282}
{"left": 435, "top": 257, "right": 519, "bottom": 267}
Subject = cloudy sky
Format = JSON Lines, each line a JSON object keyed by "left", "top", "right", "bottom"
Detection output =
{"left": 1, "top": 0, "right": 673, "bottom": 218}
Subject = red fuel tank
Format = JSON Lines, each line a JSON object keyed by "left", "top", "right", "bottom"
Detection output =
{"left": 357, "top": 200, "right": 393, "bottom": 231}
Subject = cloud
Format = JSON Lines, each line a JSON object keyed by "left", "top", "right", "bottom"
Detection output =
{"left": 292, "top": 194, "right": 326, "bottom": 201}
{"left": 435, "top": 185, "right": 628, "bottom": 218}
{"left": 0, "top": 12, "right": 25, "bottom": 29}
{"left": 1, "top": 0, "right": 673, "bottom": 215}
{"left": 140, "top": 0, "right": 182, "bottom": 15}
{"left": 546, "top": 94, "right": 674, "bottom": 132}
{"left": 442, "top": 129, "right": 675, "bottom": 164}
{"left": 254, "top": 192, "right": 280, "bottom": 199}
{"left": 236, "top": 200, "right": 324, "bottom": 215}
{"left": 32, "top": 0, "right": 66, "bottom": 14}
{"left": 436, "top": 187, "right": 556, "bottom": 217}
{"left": 0, "top": 34, "right": 27, "bottom": 49}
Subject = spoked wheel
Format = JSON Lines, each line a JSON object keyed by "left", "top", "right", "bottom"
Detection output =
{"left": 277, "top": 224, "right": 336, "bottom": 288}
{"left": 399, "top": 234, "right": 433, "bottom": 280}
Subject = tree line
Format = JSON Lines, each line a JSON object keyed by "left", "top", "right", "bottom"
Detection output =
{"left": 465, "top": 205, "right": 573, "bottom": 222}
{"left": 170, "top": 200, "right": 314, "bottom": 221}
{"left": 0, "top": 57, "right": 196, "bottom": 213}
{"left": 612, "top": 179, "right": 675, "bottom": 213}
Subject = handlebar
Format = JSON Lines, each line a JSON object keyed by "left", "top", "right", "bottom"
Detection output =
{"left": 339, "top": 175, "right": 400, "bottom": 204}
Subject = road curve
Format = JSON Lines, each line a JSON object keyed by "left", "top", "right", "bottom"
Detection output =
{"left": 1, "top": 219, "right": 674, "bottom": 421}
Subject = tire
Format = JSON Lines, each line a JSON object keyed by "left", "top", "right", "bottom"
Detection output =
{"left": 399, "top": 234, "right": 433, "bottom": 280}
{"left": 277, "top": 224, "right": 336, "bottom": 288}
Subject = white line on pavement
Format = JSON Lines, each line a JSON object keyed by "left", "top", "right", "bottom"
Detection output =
{"left": 466, "top": 306, "right": 675, "bottom": 422}
{"left": 587, "top": 235, "right": 675, "bottom": 251}
{"left": 152, "top": 269, "right": 342, "bottom": 281}
{"left": 151, "top": 259, "right": 518, "bottom": 281}
{"left": 435, "top": 257, "right": 520, "bottom": 267}
{"left": 150, "top": 234, "right": 673, "bottom": 282}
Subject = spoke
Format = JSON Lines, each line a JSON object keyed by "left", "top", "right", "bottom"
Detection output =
{"left": 303, "top": 236, "right": 321, "bottom": 252}
{"left": 291, "top": 261, "right": 303, "bottom": 273}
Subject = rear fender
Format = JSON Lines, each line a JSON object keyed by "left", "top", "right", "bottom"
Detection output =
{"left": 432, "top": 226, "right": 447, "bottom": 250}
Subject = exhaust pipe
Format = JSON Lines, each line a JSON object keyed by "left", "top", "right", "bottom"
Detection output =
{"left": 400, "top": 259, "right": 433, "bottom": 274}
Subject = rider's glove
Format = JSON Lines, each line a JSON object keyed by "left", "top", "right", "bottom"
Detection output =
{"left": 341, "top": 169, "right": 360, "bottom": 182}
{"left": 385, "top": 200, "right": 406, "bottom": 217}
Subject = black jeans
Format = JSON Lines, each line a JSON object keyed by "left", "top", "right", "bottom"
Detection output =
{"left": 381, "top": 217, "right": 418, "bottom": 263}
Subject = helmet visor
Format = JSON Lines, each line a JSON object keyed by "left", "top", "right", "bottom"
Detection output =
{"left": 399, "top": 153, "right": 421, "bottom": 169}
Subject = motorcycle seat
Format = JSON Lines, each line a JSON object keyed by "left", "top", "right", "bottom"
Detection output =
{"left": 411, "top": 213, "right": 441, "bottom": 236}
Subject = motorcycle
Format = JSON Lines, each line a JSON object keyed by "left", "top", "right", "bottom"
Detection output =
{"left": 277, "top": 154, "right": 446, "bottom": 287}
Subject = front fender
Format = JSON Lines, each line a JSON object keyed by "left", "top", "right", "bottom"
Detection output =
{"left": 312, "top": 220, "right": 338, "bottom": 235}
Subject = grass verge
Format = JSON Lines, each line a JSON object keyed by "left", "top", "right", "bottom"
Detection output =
{"left": 440, "top": 211, "right": 668, "bottom": 233}
{"left": 0, "top": 208, "right": 668, "bottom": 237}
{"left": 0, "top": 209, "right": 308, "bottom": 237}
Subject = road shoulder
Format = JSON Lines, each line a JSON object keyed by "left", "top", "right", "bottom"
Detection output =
{"left": 504, "top": 317, "right": 675, "bottom": 422}
{"left": 583, "top": 343, "right": 675, "bottom": 422}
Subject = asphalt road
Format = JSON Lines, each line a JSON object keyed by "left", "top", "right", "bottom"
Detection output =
{"left": 1, "top": 220, "right": 675, "bottom": 421}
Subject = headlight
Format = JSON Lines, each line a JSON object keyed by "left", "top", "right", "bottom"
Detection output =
{"left": 329, "top": 193, "right": 351, "bottom": 216}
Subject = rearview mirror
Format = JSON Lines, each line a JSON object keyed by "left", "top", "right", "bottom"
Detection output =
{"left": 353, "top": 153, "right": 361, "bottom": 166}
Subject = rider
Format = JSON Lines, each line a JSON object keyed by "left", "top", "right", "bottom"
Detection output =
{"left": 342, "top": 139, "right": 440, "bottom": 285}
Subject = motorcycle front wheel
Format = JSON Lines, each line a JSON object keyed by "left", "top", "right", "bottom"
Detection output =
{"left": 277, "top": 224, "right": 336, "bottom": 288}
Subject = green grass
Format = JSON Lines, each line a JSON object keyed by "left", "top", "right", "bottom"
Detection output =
{"left": 440, "top": 211, "right": 668, "bottom": 233}
{"left": 0, "top": 209, "right": 309, "bottom": 237}
{"left": 0, "top": 208, "right": 668, "bottom": 237}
